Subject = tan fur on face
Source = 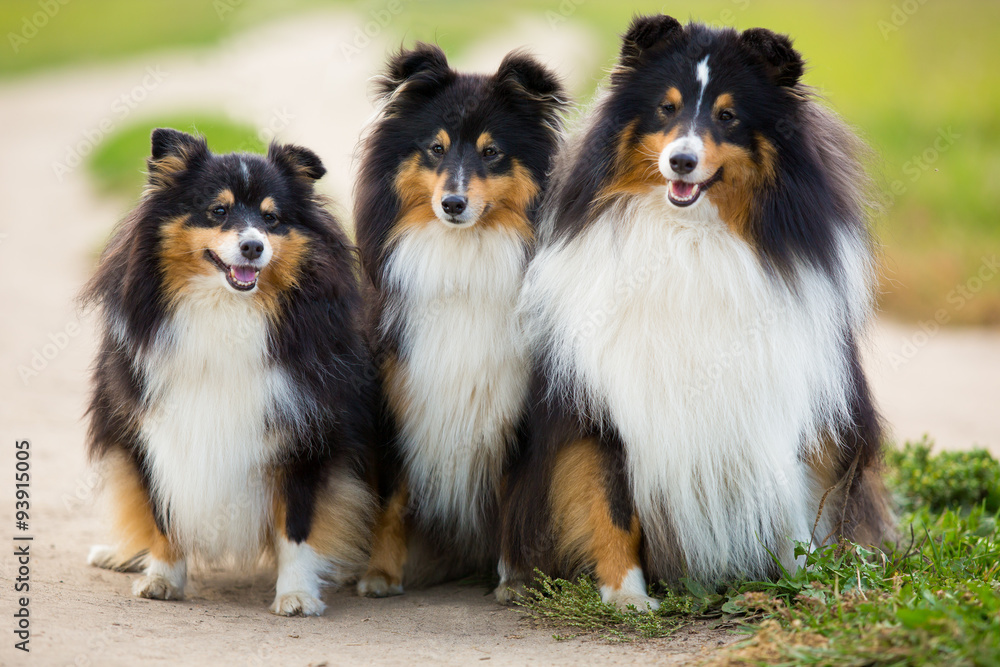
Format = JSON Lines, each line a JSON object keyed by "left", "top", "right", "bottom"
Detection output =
{"left": 598, "top": 121, "right": 675, "bottom": 204}
{"left": 100, "top": 450, "right": 182, "bottom": 567}
{"left": 392, "top": 153, "right": 537, "bottom": 239}
{"left": 392, "top": 155, "right": 439, "bottom": 236}
{"left": 214, "top": 189, "right": 235, "bottom": 208}
{"left": 550, "top": 438, "right": 643, "bottom": 590}
{"left": 260, "top": 196, "right": 278, "bottom": 216}
{"left": 702, "top": 132, "right": 777, "bottom": 240}
{"left": 159, "top": 215, "right": 229, "bottom": 303}
{"left": 663, "top": 87, "right": 683, "bottom": 110}
{"left": 466, "top": 158, "right": 537, "bottom": 238}
{"left": 434, "top": 129, "right": 451, "bottom": 151}
{"left": 159, "top": 216, "right": 310, "bottom": 320}
{"left": 712, "top": 93, "right": 735, "bottom": 116}
{"left": 256, "top": 229, "right": 309, "bottom": 319}
{"left": 476, "top": 132, "right": 494, "bottom": 152}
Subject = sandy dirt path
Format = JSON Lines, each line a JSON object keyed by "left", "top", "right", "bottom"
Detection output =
{"left": 0, "top": 11, "right": 996, "bottom": 667}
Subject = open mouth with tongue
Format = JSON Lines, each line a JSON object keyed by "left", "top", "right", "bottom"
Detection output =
{"left": 205, "top": 250, "right": 260, "bottom": 292}
{"left": 666, "top": 170, "right": 722, "bottom": 208}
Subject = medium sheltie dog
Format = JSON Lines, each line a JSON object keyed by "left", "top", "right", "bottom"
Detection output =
{"left": 84, "top": 129, "right": 375, "bottom": 616}
{"left": 499, "top": 16, "right": 895, "bottom": 610}
{"left": 353, "top": 44, "right": 566, "bottom": 596}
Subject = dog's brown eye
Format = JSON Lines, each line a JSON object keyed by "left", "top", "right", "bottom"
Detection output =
{"left": 211, "top": 206, "right": 227, "bottom": 217}
{"left": 719, "top": 109, "right": 736, "bottom": 122}
{"left": 431, "top": 144, "right": 445, "bottom": 155}
{"left": 661, "top": 103, "right": 677, "bottom": 115}
{"left": 482, "top": 146, "right": 498, "bottom": 159}
{"left": 263, "top": 212, "right": 277, "bottom": 225}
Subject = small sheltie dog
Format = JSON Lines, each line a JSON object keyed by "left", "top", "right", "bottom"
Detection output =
{"left": 499, "top": 16, "right": 894, "bottom": 610}
{"left": 353, "top": 44, "right": 566, "bottom": 596}
{"left": 84, "top": 128, "right": 375, "bottom": 616}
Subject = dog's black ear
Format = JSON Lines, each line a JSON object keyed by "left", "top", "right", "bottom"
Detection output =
{"left": 496, "top": 51, "right": 564, "bottom": 100}
{"left": 150, "top": 128, "right": 204, "bottom": 161}
{"left": 268, "top": 142, "right": 326, "bottom": 182}
{"left": 147, "top": 128, "right": 207, "bottom": 184}
{"left": 376, "top": 42, "right": 451, "bottom": 99}
{"left": 618, "top": 14, "right": 683, "bottom": 68}
{"left": 739, "top": 28, "right": 804, "bottom": 87}
{"left": 496, "top": 50, "right": 568, "bottom": 115}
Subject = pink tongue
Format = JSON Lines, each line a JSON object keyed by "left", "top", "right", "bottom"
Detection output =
{"left": 233, "top": 266, "right": 257, "bottom": 283}
{"left": 672, "top": 181, "right": 696, "bottom": 197}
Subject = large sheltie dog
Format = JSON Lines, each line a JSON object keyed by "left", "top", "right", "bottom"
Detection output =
{"left": 353, "top": 45, "right": 566, "bottom": 596}
{"left": 499, "top": 16, "right": 894, "bottom": 610}
{"left": 84, "top": 129, "right": 375, "bottom": 616}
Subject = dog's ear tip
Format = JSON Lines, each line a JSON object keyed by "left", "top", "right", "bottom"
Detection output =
{"left": 619, "top": 14, "right": 684, "bottom": 67}
{"left": 269, "top": 142, "right": 326, "bottom": 181}
{"left": 739, "top": 27, "right": 805, "bottom": 87}
{"left": 379, "top": 43, "right": 451, "bottom": 97}
{"left": 497, "top": 50, "right": 567, "bottom": 102}
{"left": 150, "top": 128, "right": 204, "bottom": 160}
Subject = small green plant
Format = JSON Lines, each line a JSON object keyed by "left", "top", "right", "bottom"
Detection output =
{"left": 514, "top": 572, "right": 696, "bottom": 641}
{"left": 887, "top": 437, "right": 1000, "bottom": 512}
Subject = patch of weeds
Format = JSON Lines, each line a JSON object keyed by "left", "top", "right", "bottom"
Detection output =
{"left": 887, "top": 436, "right": 1000, "bottom": 512}
{"left": 513, "top": 442, "right": 1000, "bottom": 666}
{"left": 514, "top": 571, "right": 696, "bottom": 641}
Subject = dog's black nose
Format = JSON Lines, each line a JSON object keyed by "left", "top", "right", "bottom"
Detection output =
{"left": 240, "top": 239, "right": 264, "bottom": 261}
{"left": 441, "top": 195, "right": 467, "bottom": 217}
{"left": 669, "top": 152, "right": 699, "bottom": 175}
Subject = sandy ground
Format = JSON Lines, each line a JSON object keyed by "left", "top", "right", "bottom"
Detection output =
{"left": 0, "top": 11, "right": 997, "bottom": 667}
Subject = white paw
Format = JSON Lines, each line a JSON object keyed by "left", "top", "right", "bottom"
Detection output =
{"left": 270, "top": 591, "right": 326, "bottom": 617}
{"left": 493, "top": 580, "right": 526, "bottom": 605}
{"left": 357, "top": 573, "right": 404, "bottom": 598}
{"left": 602, "top": 589, "right": 660, "bottom": 613}
{"left": 133, "top": 574, "right": 184, "bottom": 600}
{"left": 600, "top": 567, "right": 658, "bottom": 613}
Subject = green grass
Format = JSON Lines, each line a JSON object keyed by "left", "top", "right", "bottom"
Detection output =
{"left": 12, "top": 0, "right": 997, "bottom": 322}
{"left": 87, "top": 114, "right": 265, "bottom": 197}
{"left": 514, "top": 441, "right": 1000, "bottom": 665}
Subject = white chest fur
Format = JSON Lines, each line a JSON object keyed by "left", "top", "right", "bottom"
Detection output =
{"left": 383, "top": 224, "right": 531, "bottom": 539}
{"left": 139, "top": 276, "right": 299, "bottom": 562}
{"left": 524, "top": 193, "right": 872, "bottom": 581}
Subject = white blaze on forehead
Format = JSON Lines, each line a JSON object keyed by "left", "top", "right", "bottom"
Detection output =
{"left": 240, "top": 159, "right": 250, "bottom": 186}
{"left": 694, "top": 56, "right": 711, "bottom": 117}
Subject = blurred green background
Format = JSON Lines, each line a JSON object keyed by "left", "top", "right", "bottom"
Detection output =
{"left": 3, "top": 0, "right": 997, "bottom": 324}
